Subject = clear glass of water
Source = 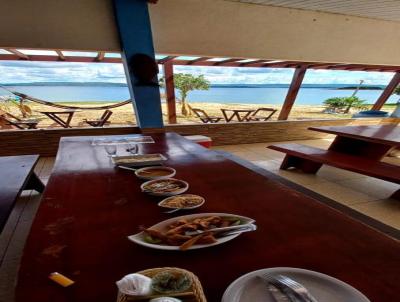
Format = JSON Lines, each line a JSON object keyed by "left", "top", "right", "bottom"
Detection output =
{"left": 104, "top": 145, "right": 117, "bottom": 157}
{"left": 126, "top": 143, "right": 138, "bottom": 154}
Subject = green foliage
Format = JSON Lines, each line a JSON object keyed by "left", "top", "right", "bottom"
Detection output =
{"left": 174, "top": 73, "right": 210, "bottom": 116}
{"left": 323, "top": 96, "right": 366, "bottom": 113}
{"left": 393, "top": 86, "right": 400, "bottom": 96}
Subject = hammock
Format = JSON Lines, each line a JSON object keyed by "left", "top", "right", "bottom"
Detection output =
{"left": 0, "top": 86, "right": 132, "bottom": 110}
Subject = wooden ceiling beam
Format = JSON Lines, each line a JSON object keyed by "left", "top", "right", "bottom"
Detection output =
{"left": 213, "top": 58, "right": 241, "bottom": 66}
{"left": 158, "top": 56, "right": 177, "bottom": 64}
{"left": 55, "top": 50, "right": 65, "bottom": 61}
{"left": 5, "top": 49, "right": 29, "bottom": 60}
{"left": 0, "top": 54, "right": 21, "bottom": 61}
{"left": 96, "top": 51, "right": 105, "bottom": 62}
{"left": 308, "top": 63, "right": 343, "bottom": 69}
{"left": 239, "top": 59, "right": 266, "bottom": 67}
{"left": 186, "top": 57, "right": 209, "bottom": 65}
{"left": 0, "top": 54, "right": 121, "bottom": 63}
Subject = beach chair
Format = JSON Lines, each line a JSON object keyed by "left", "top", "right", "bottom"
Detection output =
{"left": 192, "top": 108, "right": 223, "bottom": 123}
{"left": 247, "top": 108, "right": 277, "bottom": 121}
{"left": 83, "top": 110, "right": 113, "bottom": 127}
{"left": 0, "top": 109, "right": 38, "bottom": 129}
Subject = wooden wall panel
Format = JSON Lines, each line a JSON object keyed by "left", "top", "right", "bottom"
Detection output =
{"left": 0, "top": 118, "right": 393, "bottom": 157}
{"left": 166, "top": 118, "right": 389, "bottom": 145}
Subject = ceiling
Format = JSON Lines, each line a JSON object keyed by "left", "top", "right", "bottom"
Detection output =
{"left": 227, "top": 0, "right": 400, "bottom": 22}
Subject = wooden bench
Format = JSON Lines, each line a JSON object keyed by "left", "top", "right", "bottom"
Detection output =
{"left": 268, "top": 143, "right": 400, "bottom": 200}
{"left": 0, "top": 155, "right": 45, "bottom": 232}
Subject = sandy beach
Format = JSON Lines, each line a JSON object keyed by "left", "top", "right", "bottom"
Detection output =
{"left": 1, "top": 100, "right": 395, "bottom": 128}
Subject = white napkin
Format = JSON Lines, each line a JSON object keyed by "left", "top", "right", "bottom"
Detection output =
{"left": 149, "top": 298, "right": 182, "bottom": 302}
{"left": 116, "top": 273, "right": 152, "bottom": 296}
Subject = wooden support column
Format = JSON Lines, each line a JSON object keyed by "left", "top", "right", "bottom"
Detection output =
{"left": 372, "top": 72, "right": 400, "bottom": 110}
{"left": 163, "top": 62, "right": 177, "bottom": 124}
{"left": 278, "top": 65, "right": 308, "bottom": 120}
{"left": 113, "top": 0, "right": 163, "bottom": 129}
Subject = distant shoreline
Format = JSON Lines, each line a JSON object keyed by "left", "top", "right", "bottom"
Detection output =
{"left": 1, "top": 82, "right": 385, "bottom": 90}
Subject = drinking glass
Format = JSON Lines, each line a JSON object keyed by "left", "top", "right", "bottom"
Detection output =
{"left": 126, "top": 143, "right": 138, "bottom": 154}
{"left": 104, "top": 145, "right": 117, "bottom": 157}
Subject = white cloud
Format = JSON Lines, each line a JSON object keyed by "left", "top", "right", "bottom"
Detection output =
{"left": 0, "top": 61, "right": 395, "bottom": 86}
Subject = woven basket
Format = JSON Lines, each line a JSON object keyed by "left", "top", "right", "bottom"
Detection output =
{"left": 117, "top": 267, "right": 207, "bottom": 302}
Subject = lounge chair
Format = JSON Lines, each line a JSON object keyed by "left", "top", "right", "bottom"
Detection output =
{"left": 83, "top": 110, "right": 113, "bottom": 127}
{"left": 247, "top": 108, "right": 277, "bottom": 121}
{"left": 0, "top": 110, "right": 38, "bottom": 129}
{"left": 192, "top": 108, "right": 223, "bottom": 123}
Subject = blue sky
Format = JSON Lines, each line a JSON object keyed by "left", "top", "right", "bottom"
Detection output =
{"left": 0, "top": 60, "right": 395, "bottom": 85}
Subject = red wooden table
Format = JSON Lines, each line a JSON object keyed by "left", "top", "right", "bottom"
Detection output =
{"left": 309, "top": 125, "right": 400, "bottom": 160}
{"left": 16, "top": 133, "right": 400, "bottom": 302}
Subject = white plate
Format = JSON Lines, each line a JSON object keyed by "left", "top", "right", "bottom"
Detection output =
{"left": 158, "top": 194, "right": 205, "bottom": 210}
{"left": 135, "top": 166, "right": 176, "bottom": 180}
{"left": 141, "top": 178, "right": 189, "bottom": 196}
{"left": 128, "top": 213, "right": 255, "bottom": 251}
{"left": 222, "top": 267, "right": 370, "bottom": 302}
{"left": 111, "top": 154, "right": 167, "bottom": 167}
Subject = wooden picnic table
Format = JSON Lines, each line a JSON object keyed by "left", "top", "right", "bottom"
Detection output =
{"left": 0, "top": 155, "right": 44, "bottom": 232}
{"left": 269, "top": 125, "right": 400, "bottom": 200}
{"left": 309, "top": 125, "right": 400, "bottom": 160}
{"left": 40, "top": 110, "right": 81, "bottom": 128}
{"left": 16, "top": 133, "right": 400, "bottom": 302}
{"left": 220, "top": 108, "right": 255, "bottom": 122}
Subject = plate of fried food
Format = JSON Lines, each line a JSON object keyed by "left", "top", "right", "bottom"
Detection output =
{"left": 141, "top": 178, "right": 189, "bottom": 196}
{"left": 158, "top": 194, "right": 205, "bottom": 210}
{"left": 128, "top": 213, "right": 256, "bottom": 251}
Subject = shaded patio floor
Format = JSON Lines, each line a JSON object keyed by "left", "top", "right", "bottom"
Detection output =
{"left": 213, "top": 138, "right": 400, "bottom": 230}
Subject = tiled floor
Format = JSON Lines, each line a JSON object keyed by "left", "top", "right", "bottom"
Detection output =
{"left": 213, "top": 138, "right": 400, "bottom": 230}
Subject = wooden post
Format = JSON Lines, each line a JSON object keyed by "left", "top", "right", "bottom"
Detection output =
{"left": 163, "top": 62, "right": 177, "bottom": 124}
{"left": 372, "top": 72, "right": 400, "bottom": 110}
{"left": 278, "top": 65, "right": 307, "bottom": 120}
{"left": 113, "top": 0, "right": 164, "bottom": 129}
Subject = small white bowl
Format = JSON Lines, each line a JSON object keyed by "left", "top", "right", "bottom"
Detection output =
{"left": 135, "top": 166, "right": 176, "bottom": 180}
{"left": 158, "top": 194, "right": 205, "bottom": 210}
{"left": 141, "top": 178, "right": 189, "bottom": 196}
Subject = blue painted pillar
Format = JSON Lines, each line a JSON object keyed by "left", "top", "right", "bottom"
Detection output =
{"left": 113, "top": 0, "right": 163, "bottom": 128}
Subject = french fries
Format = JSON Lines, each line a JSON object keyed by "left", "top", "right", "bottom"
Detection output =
{"left": 142, "top": 216, "right": 240, "bottom": 250}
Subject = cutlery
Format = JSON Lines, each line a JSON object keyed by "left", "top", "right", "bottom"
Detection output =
{"left": 118, "top": 166, "right": 137, "bottom": 171}
{"left": 259, "top": 274, "right": 302, "bottom": 302}
{"left": 163, "top": 208, "right": 181, "bottom": 214}
{"left": 275, "top": 275, "right": 318, "bottom": 302}
{"left": 216, "top": 226, "right": 257, "bottom": 237}
{"left": 185, "top": 223, "right": 257, "bottom": 236}
{"left": 266, "top": 283, "right": 292, "bottom": 302}
{"left": 260, "top": 273, "right": 318, "bottom": 302}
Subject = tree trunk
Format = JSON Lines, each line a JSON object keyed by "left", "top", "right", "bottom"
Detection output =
{"left": 344, "top": 102, "right": 353, "bottom": 114}
{"left": 181, "top": 100, "right": 188, "bottom": 116}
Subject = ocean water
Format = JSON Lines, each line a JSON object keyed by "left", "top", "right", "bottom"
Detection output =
{"left": 0, "top": 85, "right": 398, "bottom": 105}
